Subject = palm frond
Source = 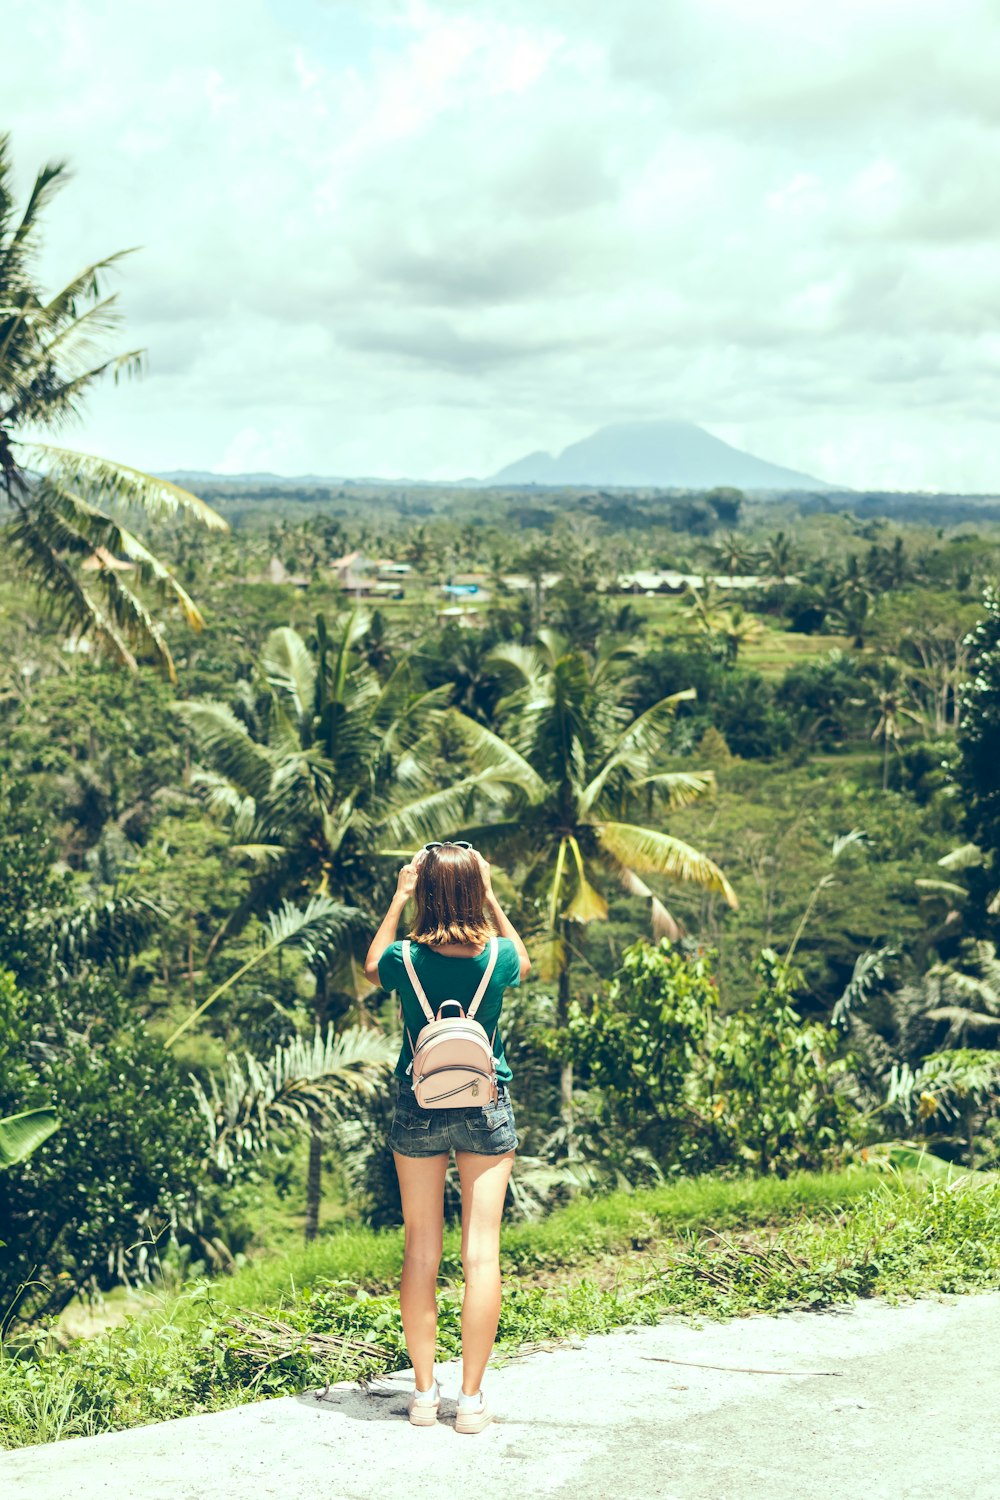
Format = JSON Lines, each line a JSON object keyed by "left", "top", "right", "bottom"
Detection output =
{"left": 6, "top": 497, "right": 141, "bottom": 670}
{"left": 378, "top": 682, "right": 453, "bottom": 759}
{"left": 915, "top": 878, "right": 970, "bottom": 900}
{"left": 0, "top": 154, "right": 69, "bottom": 273}
{"left": 830, "top": 946, "right": 896, "bottom": 1026}
{"left": 164, "top": 894, "right": 360, "bottom": 1048}
{"left": 189, "top": 768, "right": 258, "bottom": 825}
{"left": 617, "top": 864, "right": 683, "bottom": 940}
{"left": 192, "top": 1025, "right": 396, "bottom": 1172}
{"left": 486, "top": 641, "right": 548, "bottom": 697}
{"left": 376, "top": 774, "right": 493, "bottom": 847}
{"left": 260, "top": 894, "right": 358, "bottom": 971}
{"left": 925, "top": 1005, "right": 1000, "bottom": 1037}
{"left": 444, "top": 710, "right": 546, "bottom": 799}
{"left": 888, "top": 1048, "right": 1000, "bottom": 1124}
{"left": 83, "top": 564, "right": 178, "bottom": 681}
{"left": 564, "top": 835, "right": 608, "bottom": 923}
{"left": 39, "top": 893, "right": 165, "bottom": 971}
{"left": 632, "top": 769, "right": 717, "bottom": 809}
{"left": 548, "top": 836, "right": 569, "bottom": 929}
{"left": 261, "top": 626, "right": 317, "bottom": 722}
{"left": 21, "top": 446, "right": 229, "bottom": 531}
{"left": 595, "top": 820, "right": 738, "bottom": 907}
{"left": 174, "top": 701, "right": 276, "bottom": 802}
{"left": 938, "top": 843, "right": 984, "bottom": 872}
{"left": 51, "top": 482, "right": 206, "bottom": 629}
{"left": 5, "top": 352, "right": 143, "bottom": 429}
{"left": 228, "top": 842, "right": 289, "bottom": 865}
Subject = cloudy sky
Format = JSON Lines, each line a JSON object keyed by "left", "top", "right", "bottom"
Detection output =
{"left": 8, "top": 0, "right": 1000, "bottom": 489}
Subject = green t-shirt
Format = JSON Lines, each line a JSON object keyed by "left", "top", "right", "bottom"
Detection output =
{"left": 378, "top": 936, "right": 520, "bottom": 1083}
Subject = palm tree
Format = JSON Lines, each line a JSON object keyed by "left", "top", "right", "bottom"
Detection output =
{"left": 451, "top": 630, "right": 738, "bottom": 1150}
{"left": 177, "top": 611, "right": 525, "bottom": 1235}
{"left": 761, "top": 530, "right": 800, "bottom": 581}
{"left": 828, "top": 557, "right": 877, "bottom": 648}
{"left": 711, "top": 532, "right": 759, "bottom": 578}
{"left": 192, "top": 1026, "right": 397, "bottom": 1180}
{"left": 0, "top": 135, "right": 227, "bottom": 681}
{"left": 686, "top": 588, "right": 765, "bottom": 662}
{"left": 833, "top": 941, "right": 1000, "bottom": 1166}
{"left": 866, "top": 663, "right": 925, "bottom": 790}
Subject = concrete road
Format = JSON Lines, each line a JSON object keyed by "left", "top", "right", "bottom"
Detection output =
{"left": 4, "top": 1292, "right": 998, "bottom": 1500}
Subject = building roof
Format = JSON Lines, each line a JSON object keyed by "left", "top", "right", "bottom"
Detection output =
{"left": 81, "top": 546, "right": 136, "bottom": 573}
{"left": 255, "top": 555, "right": 309, "bottom": 587}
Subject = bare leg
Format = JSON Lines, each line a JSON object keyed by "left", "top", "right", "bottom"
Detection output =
{"left": 393, "top": 1150, "right": 448, "bottom": 1390}
{"left": 455, "top": 1148, "right": 514, "bottom": 1397}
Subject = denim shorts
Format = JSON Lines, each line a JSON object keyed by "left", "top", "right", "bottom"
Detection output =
{"left": 388, "top": 1078, "right": 518, "bottom": 1158}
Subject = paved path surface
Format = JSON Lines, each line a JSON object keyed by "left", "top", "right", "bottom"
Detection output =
{"left": 4, "top": 1292, "right": 998, "bottom": 1500}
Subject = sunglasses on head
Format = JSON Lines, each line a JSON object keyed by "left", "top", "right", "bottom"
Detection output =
{"left": 421, "top": 840, "right": 473, "bottom": 851}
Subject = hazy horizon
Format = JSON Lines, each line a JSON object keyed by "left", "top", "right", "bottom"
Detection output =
{"left": 9, "top": 0, "right": 1000, "bottom": 491}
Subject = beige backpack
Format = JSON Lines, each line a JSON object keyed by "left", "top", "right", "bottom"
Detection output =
{"left": 401, "top": 936, "right": 500, "bottom": 1107}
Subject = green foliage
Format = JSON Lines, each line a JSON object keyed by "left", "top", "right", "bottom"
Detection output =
{"left": 565, "top": 941, "right": 717, "bottom": 1167}
{"left": 1, "top": 424, "right": 999, "bottom": 1338}
{"left": 0, "top": 1107, "right": 60, "bottom": 1170}
{"left": 708, "top": 948, "right": 851, "bottom": 1173}
{"left": 954, "top": 588, "right": 1000, "bottom": 914}
{"left": 0, "top": 794, "right": 209, "bottom": 1329}
{"left": 567, "top": 940, "right": 850, "bottom": 1176}
{"left": 2, "top": 1170, "right": 996, "bottom": 1449}
{"left": 0, "top": 134, "right": 226, "bottom": 676}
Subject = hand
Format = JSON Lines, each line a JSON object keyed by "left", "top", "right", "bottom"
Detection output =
{"left": 395, "top": 862, "right": 419, "bottom": 900}
{"left": 473, "top": 848, "right": 495, "bottom": 895}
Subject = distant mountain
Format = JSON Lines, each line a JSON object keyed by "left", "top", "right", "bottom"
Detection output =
{"left": 485, "top": 420, "right": 833, "bottom": 491}
{"left": 159, "top": 470, "right": 345, "bottom": 486}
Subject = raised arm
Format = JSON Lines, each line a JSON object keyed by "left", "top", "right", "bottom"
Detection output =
{"left": 476, "top": 851, "right": 531, "bottom": 980}
{"left": 363, "top": 863, "right": 418, "bottom": 984}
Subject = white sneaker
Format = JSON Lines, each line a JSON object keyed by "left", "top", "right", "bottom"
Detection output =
{"left": 407, "top": 1378, "right": 441, "bottom": 1426}
{"left": 455, "top": 1388, "right": 493, "bottom": 1434}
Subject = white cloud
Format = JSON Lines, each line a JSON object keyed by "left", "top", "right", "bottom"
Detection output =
{"left": 7, "top": 0, "right": 1000, "bottom": 488}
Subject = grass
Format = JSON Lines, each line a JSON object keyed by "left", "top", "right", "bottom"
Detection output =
{"left": 625, "top": 596, "right": 854, "bottom": 675}
{"left": 2, "top": 1165, "right": 998, "bottom": 1450}
{"left": 739, "top": 631, "right": 850, "bottom": 676}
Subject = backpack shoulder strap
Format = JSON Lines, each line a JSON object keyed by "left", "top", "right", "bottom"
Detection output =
{"left": 467, "top": 935, "right": 499, "bottom": 1020}
{"left": 401, "top": 940, "right": 435, "bottom": 1025}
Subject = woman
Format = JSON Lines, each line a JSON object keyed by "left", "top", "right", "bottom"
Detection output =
{"left": 363, "top": 840, "right": 530, "bottom": 1435}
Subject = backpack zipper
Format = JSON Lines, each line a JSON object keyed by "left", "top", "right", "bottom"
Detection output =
{"left": 416, "top": 1065, "right": 498, "bottom": 1104}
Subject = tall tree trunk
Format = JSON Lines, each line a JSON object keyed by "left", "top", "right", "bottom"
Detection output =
{"left": 305, "top": 1127, "right": 323, "bottom": 1242}
{"left": 965, "top": 1101, "right": 977, "bottom": 1169}
{"left": 305, "top": 965, "right": 330, "bottom": 1242}
{"left": 557, "top": 922, "right": 575, "bottom": 1158}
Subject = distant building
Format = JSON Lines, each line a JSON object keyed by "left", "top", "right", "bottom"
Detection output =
{"left": 331, "top": 549, "right": 375, "bottom": 593}
{"left": 617, "top": 570, "right": 799, "bottom": 594}
{"left": 375, "top": 559, "right": 412, "bottom": 578}
{"left": 500, "top": 572, "right": 563, "bottom": 591}
{"left": 618, "top": 569, "right": 701, "bottom": 594}
{"left": 441, "top": 582, "right": 490, "bottom": 600}
{"left": 436, "top": 605, "right": 483, "bottom": 628}
{"left": 251, "top": 556, "right": 310, "bottom": 588}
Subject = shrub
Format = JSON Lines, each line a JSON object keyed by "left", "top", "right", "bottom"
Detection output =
{"left": 567, "top": 940, "right": 852, "bottom": 1176}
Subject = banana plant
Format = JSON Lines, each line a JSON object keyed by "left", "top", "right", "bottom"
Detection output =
{"left": 0, "top": 1107, "right": 59, "bottom": 1170}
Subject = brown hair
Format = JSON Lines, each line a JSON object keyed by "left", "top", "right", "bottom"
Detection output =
{"left": 408, "top": 845, "right": 493, "bottom": 947}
